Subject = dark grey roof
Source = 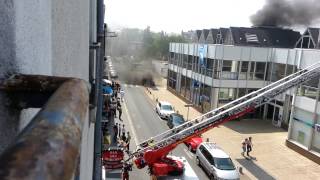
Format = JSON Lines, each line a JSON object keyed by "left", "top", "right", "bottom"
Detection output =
{"left": 229, "top": 26, "right": 300, "bottom": 48}
{"left": 308, "top": 28, "right": 320, "bottom": 43}
{"left": 199, "top": 29, "right": 210, "bottom": 43}
{"left": 206, "top": 29, "right": 219, "bottom": 44}
{"left": 196, "top": 30, "right": 202, "bottom": 41}
{"left": 219, "top": 28, "right": 229, "bottom": 40}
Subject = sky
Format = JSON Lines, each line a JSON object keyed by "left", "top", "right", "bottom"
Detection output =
{"left": 105, "top": 0, "right": 266, "bottom": 33}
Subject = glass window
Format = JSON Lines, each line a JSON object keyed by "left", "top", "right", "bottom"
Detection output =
{"left": 240, "top": 61, "right": 249, "bottom": 72}
{"left": 255, "top": 62, "right": 265, "bottom": 80}
{"left": 222, "top": 60, "right": 232, "bottom": 71}
{"left": 161, "top": 105, "right": 173, "bottom": 111}
{"left": 214, "top": 158, "right": 236, "bottom": 170}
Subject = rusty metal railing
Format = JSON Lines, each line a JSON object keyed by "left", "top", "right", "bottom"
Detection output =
{"left": 0, "top": 75, "right": 90, "bottom": 180}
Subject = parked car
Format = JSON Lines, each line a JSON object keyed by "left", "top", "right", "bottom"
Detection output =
{"left": 167, "top": 113, "right": 184, "bottom": 129}
{"left": 196, "top": 142, "right": 239, "bottom": 180}
{"left": 167, "top": 113, "right": 203, "bottom": 152}
{"left": 155, "top": 101, "right": 175, "bottom": 119}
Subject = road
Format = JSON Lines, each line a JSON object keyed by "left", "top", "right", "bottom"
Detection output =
{"left": 121, "top": 84, "right": 209, "bottom": 180}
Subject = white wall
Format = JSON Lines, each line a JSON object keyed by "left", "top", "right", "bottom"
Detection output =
{"left": 169, "top": 43, "right": 320, "bottom": 68}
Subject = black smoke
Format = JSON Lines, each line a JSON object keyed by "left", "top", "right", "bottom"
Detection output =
{"left": 251, "top": 0, "right": 320, "bottom": 26}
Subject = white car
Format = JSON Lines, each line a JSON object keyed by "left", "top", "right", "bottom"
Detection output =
{"left": 155, "top": 101, "right": 175, "bottom": 119}
{"left": 196, "top": 142, "right": 240, "bottom": 180}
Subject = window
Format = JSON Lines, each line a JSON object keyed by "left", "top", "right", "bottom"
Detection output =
{"left": 214, "top": 158, "right": 235, "bottom": 170}
{"left": 161, "top": 105, "right": 173, "bottom": 111}
{"left": 240, "top": 61, "right": 249, "bottom": 72}
{"left": 201, "top": 148, "right": 215, "bottom": 166}
{"left": 245, "top": 33, "right": 259, "bottom": 43}
{"left": 222, "top": 60, "right": 232, "bottom": 71}
{"left": 255, "top": 62, "right": 265, "bottom": 80}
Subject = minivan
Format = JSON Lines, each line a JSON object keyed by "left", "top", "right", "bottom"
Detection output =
{"left": 196, "top": 142, "right": 239, "bottom": 180}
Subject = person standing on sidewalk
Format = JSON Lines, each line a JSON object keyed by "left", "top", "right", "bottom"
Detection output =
{"left": 118, "top": 123, "right": 122, "bottom": 138}
{"left": 113, "top": 124, "right": 118, "bottom": 141}
{"left": 241, "top": 139, "right": 247, "bottom": 156}
{"left": 126, "top": 131, "right": 131, "bottom": 152}
{"left": 246, "top": 137, "right": 253, "bottom": 156}
{"left": 117, "top": 98, "right": 123, "bottom": 120}
{"left": 118, "top": 105, "right": 123, "bottom": 120}
{"left": 120, "top": 89, "right": 125, "bottom": 102}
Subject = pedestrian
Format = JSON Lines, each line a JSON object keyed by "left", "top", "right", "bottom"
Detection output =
{"left": 120, "top": 89, "right": 125, "bottom": 102}
{"left": 246, "top": 137, "right": 253, "bottom": 156}
{"left": 121, "top": 131, "right": 127, "bottom": 142}
{"left": 122, "top": 124, "right": 125, "bottom": 137}
{"left": 118, "top": 123, "right": 122, "bottom": 138}
{"left": 115, "top": 123, "right": 119, "bottom": 137}
{"left": 104, "top": 129, "right": 111, "bottom": 147}
{"left": 118, "top": 106, "right": 122, "bottom": 120}
{"left": 111, "top": 98, "right": 117, "bottom": 117}
{"left": 241, "top": 139, "right": 247, "bottom": 156}
{"left": 122, "top": 162, "right": 132, "bottom": 180}
{"left": 113, "top": 124, "right": 118, "bottom": 141}
{"left": 126, "top": 131, "right": 131, "bottom": 151}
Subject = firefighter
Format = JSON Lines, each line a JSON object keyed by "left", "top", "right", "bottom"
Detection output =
{"left": 122, "top": 162, "right": 132, "bottom": 180}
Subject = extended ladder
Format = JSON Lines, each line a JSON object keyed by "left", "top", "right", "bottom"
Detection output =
{"left": 129, "top": 62, "right": 320, "bottom": 160}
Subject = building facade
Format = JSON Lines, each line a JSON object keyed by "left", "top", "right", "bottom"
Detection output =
{"left": 168, "top": 27, "right": 320, "bottom": 163}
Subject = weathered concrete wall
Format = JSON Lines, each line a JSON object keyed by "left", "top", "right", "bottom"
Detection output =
{"left": 0, "top": 1, "right": 94, "bottom": 179}
{"left": 0, "top": 0, "right": 19, "bottom": 154}
{"left": 51, "top": 0, "right": 89, "bottom": 80}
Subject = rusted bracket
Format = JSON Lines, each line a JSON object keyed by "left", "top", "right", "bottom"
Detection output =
{"left": 0, "top": 75, "right": 90, "bottom": 179}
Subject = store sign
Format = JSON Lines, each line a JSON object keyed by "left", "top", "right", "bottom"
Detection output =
{"left": 315, "top": 124, "right": 320, "bottom": 132}
{"left": 103, "top": 147, "right": 124, "bottom": 169}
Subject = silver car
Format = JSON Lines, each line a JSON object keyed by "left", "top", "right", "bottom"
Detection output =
{"left": 196, "top": 142, "right": 239, "bottom": 180}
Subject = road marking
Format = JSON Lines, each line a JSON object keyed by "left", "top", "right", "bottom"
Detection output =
{"left": 123, "top": 100, "right": 139, "bottom": 144}
{"left": 183, "top": 148, "right": 194, "bottom": 159}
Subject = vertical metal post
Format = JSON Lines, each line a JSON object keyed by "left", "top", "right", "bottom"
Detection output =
{"left": 308, "top": 79, "right": 320, "bottom": 149}
{"left": 187, "top": 106, "right": 190, "bottom": 121}
{"left": 93, "top": 42, "right": 102, "bottom": 180}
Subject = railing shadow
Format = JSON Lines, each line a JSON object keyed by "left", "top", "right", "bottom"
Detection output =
{"left": 236, "top": 158, "right": 275, "bottom": 180}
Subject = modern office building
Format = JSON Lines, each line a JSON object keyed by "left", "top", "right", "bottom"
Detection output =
{"left": 168, "top": 26, "right": 320, "bottom": 163}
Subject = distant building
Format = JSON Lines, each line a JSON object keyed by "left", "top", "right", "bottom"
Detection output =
{"left": 168, "top": 26, "right": 320, "bottom": 164}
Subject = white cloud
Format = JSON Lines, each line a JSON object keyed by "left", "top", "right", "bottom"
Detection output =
{"left": 105, "top": 0, "right": 266, "bottom": 32}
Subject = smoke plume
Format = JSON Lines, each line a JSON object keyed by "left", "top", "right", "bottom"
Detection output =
{"left": 251, "top": 0, "right": 320, "bottom": 26}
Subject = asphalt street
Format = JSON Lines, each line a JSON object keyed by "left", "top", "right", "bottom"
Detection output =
{"left": 121, "top": 84, "right": 209, "bottom": 180}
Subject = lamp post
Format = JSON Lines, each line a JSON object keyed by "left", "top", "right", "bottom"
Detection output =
{"left": 184, "top": 104, "right": 193, "bottom": 121}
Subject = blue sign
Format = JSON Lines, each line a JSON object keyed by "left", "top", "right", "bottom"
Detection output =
{"left": 198, "top": 45, "right": 207, "bottom": 67}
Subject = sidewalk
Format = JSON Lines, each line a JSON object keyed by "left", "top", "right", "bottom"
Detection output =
{"left": 144, "top": 86, "right": 320, "bottom": 180}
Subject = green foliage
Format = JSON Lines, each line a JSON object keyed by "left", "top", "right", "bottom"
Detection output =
{"left": 109, "top": 26, "right": 186, "bottom": 60}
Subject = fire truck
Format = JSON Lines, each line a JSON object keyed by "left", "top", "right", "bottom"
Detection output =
{"left": 125, "top": 62, "right": 320, "bottom": 178}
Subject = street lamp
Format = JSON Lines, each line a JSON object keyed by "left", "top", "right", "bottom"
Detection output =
{"left": 184, "top": 104, "right": 193, "bottom": 121}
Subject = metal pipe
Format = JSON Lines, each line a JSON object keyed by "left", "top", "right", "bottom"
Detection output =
{"left": 93, "top": 42, "right": 103, "bottom": 180}
{"left": 0, "top": 78, "right": 90, "bottom": 180}
{"left": 93, "top": 0, "right": 105, "bottom": 179}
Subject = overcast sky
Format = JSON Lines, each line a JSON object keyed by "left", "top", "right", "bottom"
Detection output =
{"left": 105, "top": 0, "right": 266, "bottom": 33}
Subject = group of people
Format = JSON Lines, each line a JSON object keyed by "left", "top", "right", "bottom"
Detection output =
{"left": 103, "top": 80, "right": 125, "bottom": 119}
{"left": 241, "top": 137, "right": 253, "bottom": 157}
{"left": 113, "top": 123, "right": 131, "bottom": 152}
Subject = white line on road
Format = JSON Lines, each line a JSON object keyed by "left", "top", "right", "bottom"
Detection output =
{"left": 183, "top": 148, "right": 194, "bottom": 159}
{"left": 123, "top": 100, "right": 139, "bottom": 144}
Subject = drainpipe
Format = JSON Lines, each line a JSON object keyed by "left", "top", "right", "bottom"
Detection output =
{"left": 93, "top": 0, "right": 105, "bottom": 179}
{"left": 0, "top": 75, "right": 90, "bottom": 179}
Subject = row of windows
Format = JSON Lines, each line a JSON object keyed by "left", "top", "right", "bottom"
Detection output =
{"left": 169, "top": 53, "right": 299, "bottom": 82}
